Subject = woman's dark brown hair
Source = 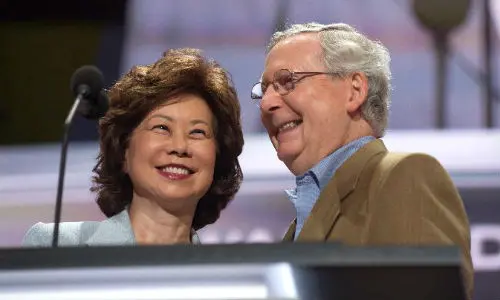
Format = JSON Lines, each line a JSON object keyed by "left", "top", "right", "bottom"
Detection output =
{"left": 91, "top": 48, "right": 244, "bottom": 230}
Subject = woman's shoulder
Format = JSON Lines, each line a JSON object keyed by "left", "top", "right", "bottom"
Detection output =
{"left": 22, "top": 220, "right": 100, "bottom": 247}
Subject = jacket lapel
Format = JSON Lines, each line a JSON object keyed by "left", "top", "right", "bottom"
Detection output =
{"left": 85, "top": 210, "right": 136, "bottom": 246}
{"left": 85, "top": 209, "right": 201, "bottom": 245}
{"left": 294, "top": 176, "right": 343, "bottom": 241}
{"left": 282, "top": 221, "right": 296, "bottom": 241}
{"left": 289, "top": 139, "right": 388, "bottom": 242}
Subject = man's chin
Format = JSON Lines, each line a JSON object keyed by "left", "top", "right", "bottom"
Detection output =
{"left": 277, "top": 147, "right": 313, "bottom": 175}
{"left": 276, "top": 148, "right": 298, "bottom": 167}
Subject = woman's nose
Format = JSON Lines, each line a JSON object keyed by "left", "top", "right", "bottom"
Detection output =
{"left": 167, "top": 133, "right": 190, "bottom": 157}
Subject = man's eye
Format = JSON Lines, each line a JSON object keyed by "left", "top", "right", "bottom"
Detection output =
{"left": 261, "top": 82, "right": 269, "bottom": 94}
{"left": 277, "top": 74, "right": 292, "bottom": 86}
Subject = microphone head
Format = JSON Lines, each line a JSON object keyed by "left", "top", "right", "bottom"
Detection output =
{"left": 77, "top": 89, "right": 109, "bottom": 120}
{"left": 70, "top": 65, "right": 104, "bottom": 100}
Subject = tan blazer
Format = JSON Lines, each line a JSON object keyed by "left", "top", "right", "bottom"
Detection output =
{"left": 283, "top": 139, "right": 473, "bottom": 299}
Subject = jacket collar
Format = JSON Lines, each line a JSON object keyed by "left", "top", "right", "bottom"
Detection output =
{"left": 85, "top": 209, "right": 200, "bottom": 246}
{"left": 283, "top": 139, "right": 388, "bottom": 241}
{"left": 85, "top": 210, "right": 136, "bottom": 246}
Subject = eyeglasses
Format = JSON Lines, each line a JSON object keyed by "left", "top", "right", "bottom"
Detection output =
{"left": 250, "top": 69, "right": 338, "bottom": 103}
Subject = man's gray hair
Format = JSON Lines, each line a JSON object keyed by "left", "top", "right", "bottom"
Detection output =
{"left": 268, "top": 22, "right": 392, "bottom": 137}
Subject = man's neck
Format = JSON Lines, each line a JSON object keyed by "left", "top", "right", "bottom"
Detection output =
{"left": 288, "top": 130, "right": 375, "bottom": 176}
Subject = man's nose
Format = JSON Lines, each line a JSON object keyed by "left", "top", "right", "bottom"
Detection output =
{"left": 260, "top": 88, "right": 283, "bottom": 113}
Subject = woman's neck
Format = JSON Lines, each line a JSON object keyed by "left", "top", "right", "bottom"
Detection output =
{"left": 128, "top": 196, "right": 194, "bottom": 245}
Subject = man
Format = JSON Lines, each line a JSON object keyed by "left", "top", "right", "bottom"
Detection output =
{"left": 251, "top": 22, "right": 473, "bottom": 298}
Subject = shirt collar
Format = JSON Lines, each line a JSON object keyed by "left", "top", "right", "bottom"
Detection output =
{"left": 284, "top": 136, "right": 376, "bottom": 200}
{"left": 311, "top": 136, "right": 375, "bottom": 190}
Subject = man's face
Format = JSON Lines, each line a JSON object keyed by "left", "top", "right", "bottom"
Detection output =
{"left": 260, "top": 33, "right": 362, "bottom": 175}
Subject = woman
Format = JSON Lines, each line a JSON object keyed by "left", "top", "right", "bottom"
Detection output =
{"left": 23, "top": 48, "right": 244, "bottom": 246}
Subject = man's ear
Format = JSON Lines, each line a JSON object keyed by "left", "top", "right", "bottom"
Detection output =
{"left": 346, "top": 72, "right": 368, "bottom": 113}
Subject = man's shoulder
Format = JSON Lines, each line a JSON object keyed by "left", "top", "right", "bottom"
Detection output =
{"left": 22, "top": 220, "right": 101, "bottom": 247}
{"left": 371, "top": 151, "right": 445, "bottom": 177}
{"left": 364, "top": 150, "right": 454, "bottom": 196}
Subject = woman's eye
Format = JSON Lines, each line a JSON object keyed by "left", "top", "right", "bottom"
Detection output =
{"left": 152, "top": 124, "right": 169, "bottom": 132}
{"left": 190, "top": 129, "right": 207, "bottom": 136}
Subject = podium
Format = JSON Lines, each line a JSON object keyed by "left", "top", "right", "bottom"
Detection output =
{"left": 0, "top": 243, "right": 466, "bottom": 300}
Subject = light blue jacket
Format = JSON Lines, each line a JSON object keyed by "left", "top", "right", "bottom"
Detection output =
{"left": 22, "top": 209, "right": 199, "bottom": 246}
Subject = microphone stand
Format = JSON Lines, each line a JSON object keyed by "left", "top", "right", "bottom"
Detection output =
{"left": 433, "top": 31, "right": 449, "bottom": 129}
{"left": 52, "top": 95, "right": 83, "bottom": 247}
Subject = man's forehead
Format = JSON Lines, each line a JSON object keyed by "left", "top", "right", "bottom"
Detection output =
{"left": 261, "top": 34, "right": 323, "bottom": 80}
{"left": 276, "top": 32, "right": 320, "bottom": 46}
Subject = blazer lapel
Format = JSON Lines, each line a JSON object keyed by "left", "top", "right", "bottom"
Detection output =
{"left": 292, "top": 139, "right": 388, "bottom": 242}
{"left": 85, "top": 210, "right": 136, "bottom": 246}
{"left": 294, "top": 176, "right": 342, "bottom": 241}
{"left": 282, "top": 221, "right": 296, "bottom": 242}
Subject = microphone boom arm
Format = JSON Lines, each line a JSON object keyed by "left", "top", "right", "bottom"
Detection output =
{"left": 52, "top": 94, "right": 82, "bottom": 247}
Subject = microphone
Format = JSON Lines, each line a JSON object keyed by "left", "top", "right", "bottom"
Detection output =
{"left": 71, "top": 65, "right": 104, "bottom": 102}
{"left": 77, "top": 89, "right": 109, "bottom": 120}
{"left": 70, "top": 66, "right": 109, "bottom": 119}
{"left": 52, "top": 66, "right": 108, "bottom": 247}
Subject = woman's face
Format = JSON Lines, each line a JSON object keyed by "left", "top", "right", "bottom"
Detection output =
{"left": 124, "top": 94, "right": 217, "bottom": 212}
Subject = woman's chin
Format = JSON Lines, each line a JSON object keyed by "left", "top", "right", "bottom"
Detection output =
{"left": 157, "top": 193, "right": 200, "bottom": 206}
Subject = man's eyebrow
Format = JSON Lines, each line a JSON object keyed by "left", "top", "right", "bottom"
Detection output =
{"left": 260, "top": 73, "right": 270, "bottom": 85}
